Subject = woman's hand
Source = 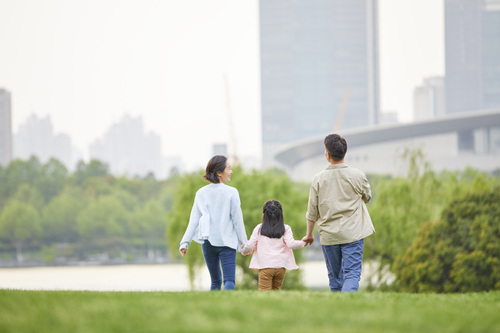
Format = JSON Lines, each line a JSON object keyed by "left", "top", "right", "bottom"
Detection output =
{"left": 179, "top": 247, "right": 187, "bottom": 257}
{"left": 241, "top": 250, "right": 253, "bottom": 256}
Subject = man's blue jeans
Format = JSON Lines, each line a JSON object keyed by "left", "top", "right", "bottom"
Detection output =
{"left": 202, "top": 241, "right": 236, "bottom": 291}
{"left": 322, "top": 239, "right": 364, "bottom": 292}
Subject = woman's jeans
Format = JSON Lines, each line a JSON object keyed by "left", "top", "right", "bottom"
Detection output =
{"left": 322, "top": 239, "right": 364, "bottom": 292}
{"left": 202, "top": 241, "right": 236, "bottom": 290}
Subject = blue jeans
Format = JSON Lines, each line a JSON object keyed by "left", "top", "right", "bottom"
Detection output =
{"left": 202, "top": 241, "right": 236, "bottom": 291}
{"left": 322, "top": 239, "right": 364, "bottom": 292}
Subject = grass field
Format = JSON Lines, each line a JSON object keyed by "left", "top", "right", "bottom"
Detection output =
{"left": 1, "top": 290, "right": 499, "bottom": 333}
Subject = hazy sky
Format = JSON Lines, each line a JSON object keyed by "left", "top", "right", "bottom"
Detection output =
{"left": 0, "top": 0, "right": 444, "bottom": 170}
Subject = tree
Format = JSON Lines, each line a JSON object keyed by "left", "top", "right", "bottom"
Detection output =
{"left": 364, "top": 147, "right": 500, "bottom": 289}
{"left": 0, "top": 200, "right": 42, "bottom": 262}
{"left": 393, "top": 187, "right": 500, "bottom": 293}
{"left": 12, "top": 184, "right": 44, "bottom": 212}
{"left": 166, "top": 166, "right": 309, "bottom": 290}
{"left": 76, "top": 195, "right": 130, "bottom": 253}
{"left": 42, "top": 194, "right": 85, "bottom": 244}
{"left": 131, "top": 200, "right": 167, "bottom": 257}
{"left": 3, "top": 157, "right": 42, "bottom": 197}
{"left": 73, "top": 159, "right": 110, "bottom": 185}
{"left": 35, "top": 158, "right": 68, "bottom": 203}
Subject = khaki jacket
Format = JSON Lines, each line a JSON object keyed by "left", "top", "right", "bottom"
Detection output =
{"left": 306, "top": 163, "right": 375, "bottom": 245}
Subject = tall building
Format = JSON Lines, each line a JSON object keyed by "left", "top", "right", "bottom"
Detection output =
{"left": 260, "top": 0, "right": 380, "bottom": 167}
{"left": 445, "top": 0, "right": 500, "bottom": 152}
{"left": 445, "top": 0, "right": 500, "bottom": 114}
{"left": 413, "top": 77, "right": 446, "bottom": 121}
{"left": 13, "top": 115, "right": 73, "bottom": 168}
{"left": 89, "top": 115, "right": 164, "bottom": 177}
{"left": 0, "top": 88, "right": 12, "bottom": 166}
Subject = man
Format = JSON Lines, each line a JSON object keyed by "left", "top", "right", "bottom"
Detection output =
{"left": 302, "top": 134, "right": 375, "bottom": 292}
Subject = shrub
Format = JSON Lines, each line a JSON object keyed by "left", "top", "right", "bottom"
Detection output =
{"left": 394, "top": 187, "right": 500, "bottom": 292}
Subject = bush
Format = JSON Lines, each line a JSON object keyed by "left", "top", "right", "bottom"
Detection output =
{"left": 394, "top": 187, "right": 500, "bottom": 292}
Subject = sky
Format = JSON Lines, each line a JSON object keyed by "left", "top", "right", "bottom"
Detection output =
{"left": 0, "top": 0, "right": 444, "bottom": 171}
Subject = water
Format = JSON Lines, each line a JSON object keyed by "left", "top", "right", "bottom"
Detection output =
{"left": 0, "top": 261, "right": 386, "bottom": 291}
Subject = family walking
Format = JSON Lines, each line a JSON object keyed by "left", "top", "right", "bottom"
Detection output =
{"left": 179, "top": 134, "right": 375, "bottom": 291}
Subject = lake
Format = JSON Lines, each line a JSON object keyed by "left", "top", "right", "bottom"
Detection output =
{"left": 0, "top": 261, "right": 384, "bottom": 291}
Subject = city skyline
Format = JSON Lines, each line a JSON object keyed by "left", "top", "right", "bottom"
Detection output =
{"left": 0, "top": 0, "right": 444, "bottom": 170}
{"left": 11, "top": 112, "right": 186, "bottom": 177}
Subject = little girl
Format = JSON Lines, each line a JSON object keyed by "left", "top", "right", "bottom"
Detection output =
{"left": 241, "top": 200, "right": 306, "bottom": 290}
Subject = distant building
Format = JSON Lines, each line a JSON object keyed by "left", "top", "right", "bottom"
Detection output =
{"left": 259, "top": 0, "right": 380, "bottom": 168}
{"left": 445, "top": 0, "right": 500, "bottom": 114}
{"left": 413, "top": 77, "right": 446, "bottom": 121}
{"left": 0, "top": 88, "right": 12, "bottom": 166}
{"left": 212, "top": 143, "right": 228, "bottom": 157}
{"left": 89, "top": 115, "right": 164, "bottom": 178}
{"left": 274, "top": 109, "right": 500, "bottom": 180}
{"left": 378, "top": 111, "right": 399, "bottom": 126}
{"left": 13, "top": 114, "right": 73, "bottom": 169}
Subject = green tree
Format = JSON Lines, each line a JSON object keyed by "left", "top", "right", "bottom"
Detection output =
{"left": 364, "top": 147, "right": 500, "bottom": 289}
{"left": 131, "top": 200, "right": 167, "bottom": 257}
{"left": 3, "top": 157, "right": 42, "bottom": 197}
{"left": 13, "top": 184, "right": 44, "bottom": 212}
{"left": 35, "top": 158, "right": 68, "bottom": 203}
{"left": 0, "top": 200, "right": 42, "bottom": 262}
{"left": 166, "top": 166, "right": 308, "bottom": 290}
{"left": 42, "top": 194, "right": 85, "bottom": 244}
{"left": 393, "top": 187, "right": 500, "bottom": 292}
{"left": 76, "top": 195, "right": 130, "bottom": 253}
{"left": 73, "top": 159, "right": 110, "bottom": 185}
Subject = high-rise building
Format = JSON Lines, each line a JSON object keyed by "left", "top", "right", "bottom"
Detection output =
{"left": 413, "top": 77, "right": 446, "bottom": 121}
{"left": 89, "top": 115, "right": 164, "bottom": 177}
{"left": 0, "top": 88, "right": 12, "bottom": 166}
{"left": 445, "top": 0, "right": 500, "bottom": 114}
{"left": 260, "top": 0, "right": 380, "bottom": 167}
{"left": 13, "top": 114, "right": 73, "bottom": 168}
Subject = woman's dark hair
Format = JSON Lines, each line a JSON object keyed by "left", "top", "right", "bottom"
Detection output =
{"left": 203, "top": 155, "right": 227, "bottom": 183}
{"left": 324, "top": 134, "right": 347, "bottom": 161}
{"left": 260, "top": 200, "right": 285, "bottom": 239}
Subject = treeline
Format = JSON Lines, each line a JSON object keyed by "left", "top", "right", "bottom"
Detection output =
{"left": 0, "top": 156, "right": 175, "bottom": 265}
{"left": 2, "top": 150, "right": 499, "bottom": 292}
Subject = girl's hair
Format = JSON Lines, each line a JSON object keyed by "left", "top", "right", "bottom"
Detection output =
{"left": 203, "top": 155, "right": 227, "bottom": 183}
{"left": 260, "top": 200, "right": 285, "bottom": 239}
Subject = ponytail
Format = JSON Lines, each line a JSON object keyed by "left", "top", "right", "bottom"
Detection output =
{"left": 260, "top": 200, "right": 285, "bottom": 239}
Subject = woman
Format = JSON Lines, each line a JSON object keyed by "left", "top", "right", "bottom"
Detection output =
{"left": 179, "top": 155, "right": 248, "bottom": 290}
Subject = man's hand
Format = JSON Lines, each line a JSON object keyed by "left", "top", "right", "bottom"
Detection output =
{"left": 303, "top": 219, "right": 316, "bottom": 246}
{"left": 302, "top": 235, "right": 314, "bottom": 246}
{"left": 179, "top": 248, "right": 187, "bottom": 257}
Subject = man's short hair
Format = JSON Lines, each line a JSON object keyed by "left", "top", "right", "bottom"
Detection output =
{"left": 324, "top": 134, "right": 347, "bottom": 161}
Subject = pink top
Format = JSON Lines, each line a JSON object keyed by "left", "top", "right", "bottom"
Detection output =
{"left": 241, "top": 224, "right": 306, "bottom": 270}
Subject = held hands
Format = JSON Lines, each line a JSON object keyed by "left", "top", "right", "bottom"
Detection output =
{"left": 179, "top": 247, "right": 187, "bottom": 257}
{"left": 302, "top": 235, "right": 314, "bottom": 246}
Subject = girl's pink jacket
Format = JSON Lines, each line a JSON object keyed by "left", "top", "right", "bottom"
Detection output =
{"left": 241, "top": 224, "right": 306, "bottom": 270}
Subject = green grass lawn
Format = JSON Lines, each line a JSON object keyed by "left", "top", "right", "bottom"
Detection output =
{"left": 1, "top": 290, "right": 499, "bottom": 333}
